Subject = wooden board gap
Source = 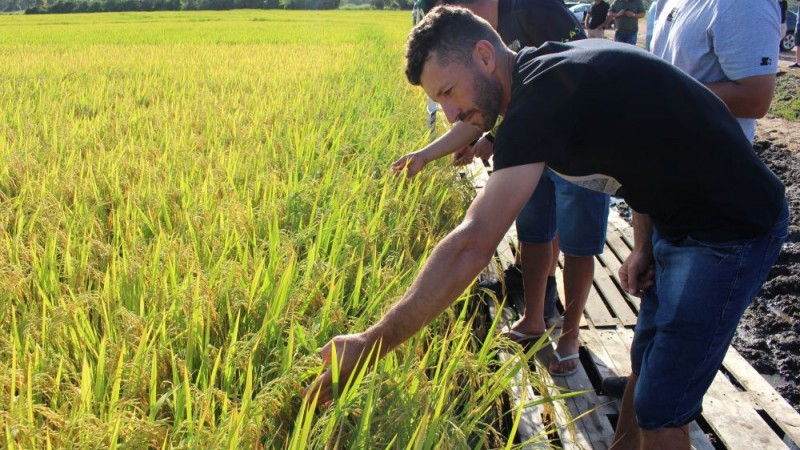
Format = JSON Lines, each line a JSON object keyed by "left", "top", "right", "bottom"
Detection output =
{"left": 695, "top": 415, "right": 728, "bottom": 450}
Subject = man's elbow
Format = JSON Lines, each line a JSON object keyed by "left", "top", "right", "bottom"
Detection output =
{"left": 452, "top": 224, "right": 499, "bottom": 268}
{"left": 732, "top": 98, "right": 772, "bottom": 119}
{"left": 747, "top": 99, "right": 772, "bottom": 119}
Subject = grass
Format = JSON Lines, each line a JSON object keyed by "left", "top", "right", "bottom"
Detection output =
{"left": 0, "top": 10, "right": 571, "bottom": 448}
{"left": 771, "top": 70, "right": 800, "bottom": 121}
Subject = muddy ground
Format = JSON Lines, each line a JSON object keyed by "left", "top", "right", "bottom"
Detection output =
{"left": 615, "top": 67, "right": 800, "bottom": 411}
{"left": 732, "top": 66, "right": 800, "bottom": 412}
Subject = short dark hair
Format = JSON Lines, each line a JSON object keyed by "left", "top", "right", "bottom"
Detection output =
{"left": 405, "top": 6, "right": 503, "bottom": 86}
{"left": 422, "top": 0, "right": 479, "bottom": 13}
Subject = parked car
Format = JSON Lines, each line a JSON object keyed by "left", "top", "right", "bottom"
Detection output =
{"left": 783, "top": 9, "right": 796, "bottom": 52}
{"left": 568, "top": 2, "right": 614, "bottom": 30}
{"left": 569, "top": 2, "right": 592, "bottom": 24}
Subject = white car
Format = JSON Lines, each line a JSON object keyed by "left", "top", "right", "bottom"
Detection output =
{"left": 569, "top": 3, "right": 592, "bottom": 24}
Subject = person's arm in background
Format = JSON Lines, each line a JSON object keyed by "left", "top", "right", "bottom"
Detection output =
{"left": 304, "top": 163, "right": 545, "bottom": 405}
{"left": 608, "top": 1, "right": 624, "bottom": 20}
{"left": 392, "top": 121, "right": 482, "bottom": 177}
{"left": 705, "top": 75, "right": 776, "bottom": 118}
{"left": 633, "top": 0, "right": 646, "bottom": 19}
{"left": 704, "top": 0, "right": 779, "bottom": 118}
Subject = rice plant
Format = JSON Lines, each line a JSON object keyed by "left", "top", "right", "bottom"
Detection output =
{"left": 0, "top": 10, "right": 567, "bottom": 448}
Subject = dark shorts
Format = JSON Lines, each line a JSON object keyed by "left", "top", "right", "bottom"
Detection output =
{"left": 630, "top": 199, "right": 789, "bottom": 429}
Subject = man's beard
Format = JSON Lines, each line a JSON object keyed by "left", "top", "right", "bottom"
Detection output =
{"left": 469, "top": 68, "right": 502, "bottom": 132}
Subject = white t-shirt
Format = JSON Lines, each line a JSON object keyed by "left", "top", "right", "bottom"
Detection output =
{"left": 651, "top": 0, "right": 780, "bottom": 142}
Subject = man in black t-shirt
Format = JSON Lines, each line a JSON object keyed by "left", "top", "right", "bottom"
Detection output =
{"left": 307, "top": 7, "right": 788, "bottom": 449}
{"left": 586, "top": 0, "right": 610, "bottom": 39}
{"left": 393, "top": 0, "right": 609, "bottom": 379}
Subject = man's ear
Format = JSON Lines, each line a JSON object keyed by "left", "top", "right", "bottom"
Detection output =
{"left": 473, "top": 40, "right": 497, "bottom": 73}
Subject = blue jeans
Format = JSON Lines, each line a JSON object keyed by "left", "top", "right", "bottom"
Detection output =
{"left": 615, "top": 30, "right": 638, "bottom": 45}
{"left": 630, "top": 199, "right": 789, "bottom": 429}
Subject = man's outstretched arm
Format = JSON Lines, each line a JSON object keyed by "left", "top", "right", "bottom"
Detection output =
{"left": 392, "top": 121, "right": 484, "bottom": 177}
{"left": 304, "top": 162, "right": 545, "bottom": 405}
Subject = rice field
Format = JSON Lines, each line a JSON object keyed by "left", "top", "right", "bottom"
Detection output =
{"left": 0, "top": 10, "right": 557, "bottom": 448}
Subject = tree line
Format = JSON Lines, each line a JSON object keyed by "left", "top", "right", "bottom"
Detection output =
{"left": 0, "top": 0, "right": 412, "bottom": 13}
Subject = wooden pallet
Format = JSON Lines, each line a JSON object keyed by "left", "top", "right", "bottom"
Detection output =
{"left": 461, "top": 160, "right": 800, "bottom": 450}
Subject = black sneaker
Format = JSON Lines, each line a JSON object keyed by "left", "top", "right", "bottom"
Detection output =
{"left": 601, "top": 376, "right": 628, "bottom": 399}
{"left": 477, "top": 264, "right": 524, "bottom": 299}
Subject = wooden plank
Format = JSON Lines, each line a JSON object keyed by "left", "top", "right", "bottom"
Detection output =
{"left": 722, "top": 348, "right": 800, "bottom": 449}
{"left": 497, "top": 351, "right": 550, "bottom": 449}
{"left": 583, "top": 288, "right": 618, "bottom": 328}
{"left": 544, "top": 371, "right": 597, "bottom": 450}
{"left": 582, "top": 328, "right": 629, "bottom": 381}
{"left": 553, "top": 358, "right": 616, "bottom": 449}
{"left": 595, "top": 244, "right": 640, "bottom": 312}
{"left": 702, "top": 371, "right": 789, "bottom": 450}
{"left": 583, "top": 330, "right": 715, "bottom": 450}
{"left": 605, "top": 229, "right": 632, "bottom": 264}
{"left": 592, "top": 262, "right": 638, "bottom": 326}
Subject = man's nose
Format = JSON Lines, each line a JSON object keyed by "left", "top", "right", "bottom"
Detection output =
{"left": 441, "top": 102, "right": 460, "bottom": 124}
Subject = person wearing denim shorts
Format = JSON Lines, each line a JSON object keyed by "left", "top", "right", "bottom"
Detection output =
{"left": 514, "top": 168, "right": 609, "bottom": 375}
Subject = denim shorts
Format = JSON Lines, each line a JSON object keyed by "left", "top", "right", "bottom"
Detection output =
{"left": 630, "top": 199, "right": 789, "bottom": 430}
{"left": 515, "top": 168, "right": 610, "bottom": 257}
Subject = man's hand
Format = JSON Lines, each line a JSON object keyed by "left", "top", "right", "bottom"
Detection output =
{"left": 453, "top": 136, "right": 494, "bottom": 166}
{"left": 453, "top": 143, "right": 477, "bottom": 166}
{"left": 392, "top": 151, "right": 427, "bottom": 178}
{"left": 472, "top": 136, "right": 494, "bottom": 161}
{"left": 619, "top": 249, "right": 654, "bottom": 297}
{"left": 303, "top": 333, "right": 381, "bottom": 407}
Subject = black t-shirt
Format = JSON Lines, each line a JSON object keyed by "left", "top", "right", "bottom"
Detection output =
{"left": 493, "top": 40, "right": 785, "bottom": 242}
{"left": 588, "top": 1, "right": 610, "bottom": 29}
{"left": 497, "top": 0, "right": 586, "bottom": 50}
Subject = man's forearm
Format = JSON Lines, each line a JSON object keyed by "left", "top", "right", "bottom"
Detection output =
{"left": 418, "top": 121, "right": 483, "bottom": 163}
{"left": 363, "top": 225, "right": 493, "bottom": 354}
{"left": 632, "top": 211, "right": 653, "bottom": 254}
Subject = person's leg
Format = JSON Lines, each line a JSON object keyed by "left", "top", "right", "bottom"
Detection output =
{"left": 793, "top": 18, "right": 799, "bottom": 66}
{"left": 516, "top": 241, "right": 552, "bottom": 336}
{"left": 542, "top": 235, "right": 561, "bottom": 324}
{"left": 509, "top": 174, "right": 557, "bottom": 337}
{"left": 626, "top": 31, "right": 638, "bottom": 46}
{"left": 550, "top": 253, "right": 593, "bottom": 374}
{"left": 547, "top": 172, "right": 609, "bottom": 375}
{"left": 610, "top": 372, "right": 640, "bottom": 450}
